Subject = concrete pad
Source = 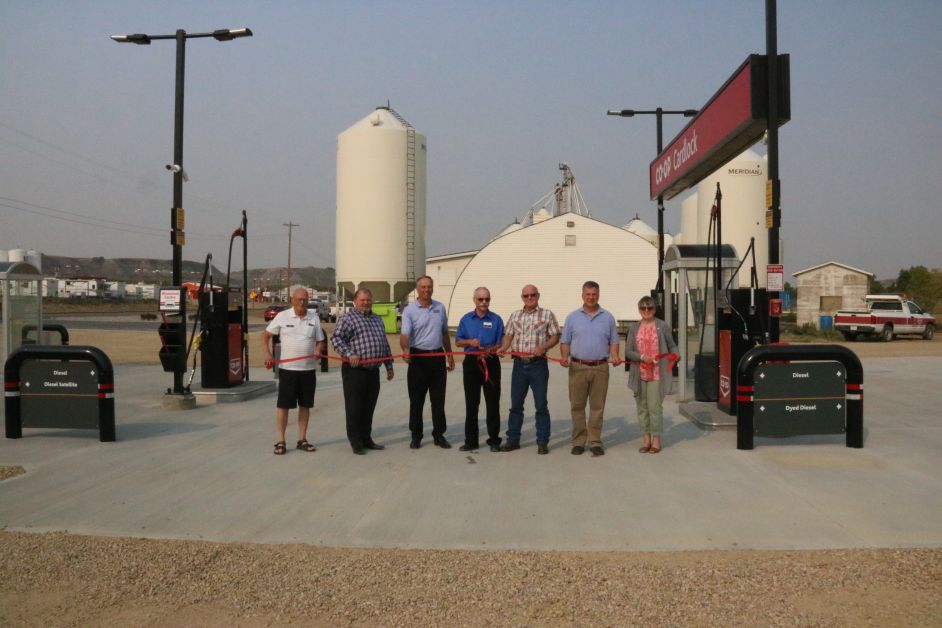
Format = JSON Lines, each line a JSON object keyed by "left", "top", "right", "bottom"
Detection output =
{"left": 192, "top": 380, "right": 276, "bottom": 403}
{"left": 2, "top": 357, "right": 941, "bottom": 552}
{"left": 679, "top": 399, "right": 737, "bottom": 429}
{"left": 160, "top": 393, "right": 196, "bottom": 411}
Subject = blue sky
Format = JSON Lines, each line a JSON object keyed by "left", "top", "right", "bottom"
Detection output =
{"left": 1, "top": 0, "right": 940, "bottom": 280}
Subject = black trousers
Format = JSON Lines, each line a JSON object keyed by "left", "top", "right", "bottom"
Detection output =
{"left": 463, "top": 355, "right": 502, "bottom": 447}
{"left": 407, "top": 349, "right": 447, "bottom": 439}
{"left": 341, "top": 364, "right": 380, "bottom": 449}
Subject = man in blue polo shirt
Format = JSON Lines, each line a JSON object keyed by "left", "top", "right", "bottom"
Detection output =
{"left": 559, "top": 281, "right": 622, "bottom": 457}
{"left": 400, "top": 276, "right": 455, "bottom": 449}
{"left": 455, "top": 287, "right": 504, "bottom": 452}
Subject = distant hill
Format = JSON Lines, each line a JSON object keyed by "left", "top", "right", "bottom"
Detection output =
{"left": 41, "top": 255, "right": 335, "bottom": 290}
{"left": 230, "top": 266, "right": 336, "bottom": 291}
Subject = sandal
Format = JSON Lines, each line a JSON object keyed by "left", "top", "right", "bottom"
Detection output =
{"left": 648, "top": 446, "right": 661, "bottom": 454}
{"left": 296, "top": 439, "right": 317, "bottom": 452}
{"left": 638, "top": 444, "right": 651, "bottom": 453}
{"left": 273, "top": 441, "right": 287, "bottom": 455}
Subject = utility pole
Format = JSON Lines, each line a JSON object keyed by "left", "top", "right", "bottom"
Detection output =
{"left": 283, "top": 222, "right": 299, "bottom": 294}
{"left": 766, "top": 0, "right": 782, "bottom": 343}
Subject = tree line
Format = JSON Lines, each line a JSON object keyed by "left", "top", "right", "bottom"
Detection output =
{"left": 872, "top": 266, "right": 942, "bottom": 312}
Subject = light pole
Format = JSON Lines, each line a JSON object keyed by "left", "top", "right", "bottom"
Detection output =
{"left": 607, "top": 108, "right": 697, "bottom": 314}
{"left": 112, "top": 27, "right": 252, "bottom": 396}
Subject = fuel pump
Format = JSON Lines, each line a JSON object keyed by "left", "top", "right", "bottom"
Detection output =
{"left": 198, "top": 212, "right": 248, "bottom": 388}
{"left": 717, "top": 237, "right": 770, "bottom": 415}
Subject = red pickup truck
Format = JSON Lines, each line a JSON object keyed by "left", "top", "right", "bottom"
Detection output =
{"left": 834, "top": 295, "right": 936, "bottom": 341}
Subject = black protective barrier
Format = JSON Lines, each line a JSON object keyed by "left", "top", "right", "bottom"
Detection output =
{"left": 4, "top": 345, "right": 115, "bottom": 442}
{"left": 21, "top": 323, "right": 70, "bottom": 346}
{"left": 736, "top": 344, "right": 862, "bottom": 450}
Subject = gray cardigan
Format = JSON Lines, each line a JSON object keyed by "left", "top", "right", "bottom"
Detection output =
{"left": 625, "top": 318, "right": 679, "bottom": 400}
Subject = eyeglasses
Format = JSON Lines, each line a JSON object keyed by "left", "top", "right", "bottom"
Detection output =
{"left": 521, "top": 293, "right": 538, "bottom": 298}
{"left": 639, "top": 306, "right": 654, "bottom": 311}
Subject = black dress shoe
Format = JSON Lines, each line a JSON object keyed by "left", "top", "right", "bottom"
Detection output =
{"left": 590, "top": 446, "right": 605, "bottom": 457}
{"left": 364, "top": 441, "right": 385, "bottom": 450}
{"left": 500, "top": 442, "right": 520, "bottom": 452}
{"left": 458, "top": 443, "right": 478, "bottom": 452}
{"left": 489, "top": 443, "right": 501, "bottom": 452}
{"left": 433, "top": 437, "right": 452, "bottom": 449}
{"left": 410, "top": 438, "right": 421, "bottom": 449}
{"left": 571, "top": 445, "right": 585, "bottom": 455}
{"left": 352, "top": 447, "right": 366, "bottom": 455}
{"left": 537, "top": 443, "right": 549, "bottom": 455}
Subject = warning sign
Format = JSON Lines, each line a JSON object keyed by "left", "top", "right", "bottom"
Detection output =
{"left": 767, "top": 264, "right": 784, "bottom": 292}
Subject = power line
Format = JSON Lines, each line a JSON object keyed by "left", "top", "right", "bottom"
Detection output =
{"left": 0, "top": 196, "right": 282, "bottom": 241}
{"left": 291, "top": 236, "right": 334, "bottom": 267}
{"left": 0, "top": 119, "right": 245, "bottom": 214}
{"left": 0, "top": 201, "right": 166, "bottom": 238}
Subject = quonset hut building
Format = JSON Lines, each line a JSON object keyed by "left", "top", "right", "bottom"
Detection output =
{"left": 425, "top": 165, "right": 659, "bottom": 327}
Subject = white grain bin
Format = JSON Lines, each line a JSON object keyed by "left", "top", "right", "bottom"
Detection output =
{"left": 336, "top": 106, "right": 427, "bottom": 304}
{"left": 491, "top": 219, "right": 523, "bottom": 241}
{"left": 623, "top": 214, "right": 659, "bottom": 246}
{"left": 26, "top": 250, "right": 42, "bottom": 272}
{"left": 695, "top": 148, "right": 767, "bottom": 287}
{"left": 8, "top": 249, "right": 26, "bottom": 263}
{"left": 532, "top": 208, "right": 552, "bottom": 224}
{"left": 678, "top": 192, "right": 699, "bottom": 247}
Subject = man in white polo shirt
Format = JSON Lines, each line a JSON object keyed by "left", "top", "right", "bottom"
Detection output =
{"left": 262, "top": 287, "right": 326, "bottom": 456}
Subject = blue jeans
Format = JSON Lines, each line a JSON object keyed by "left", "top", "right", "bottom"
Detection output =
{"left": 506, "top": 358, "right": 550, "bottom": 445}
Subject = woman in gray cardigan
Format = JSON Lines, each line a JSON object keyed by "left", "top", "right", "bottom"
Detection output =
{"left": 625, "top": 296, "right": 678, "bottom": 453}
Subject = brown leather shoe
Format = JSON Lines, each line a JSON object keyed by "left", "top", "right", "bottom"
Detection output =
{"left": 570, "top": 446, "right": 585, "bottom": 455}
{"left": 590, "top": 446, "right": 605, "bottom": 457}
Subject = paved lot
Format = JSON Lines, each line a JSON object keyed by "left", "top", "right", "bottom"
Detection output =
{"left": 2, "top": 356, "right": 941, "bottom": 551}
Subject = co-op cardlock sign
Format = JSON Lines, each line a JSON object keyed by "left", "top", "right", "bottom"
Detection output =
{"left": 650, "top": 54, "right": 790, "bottom": 200}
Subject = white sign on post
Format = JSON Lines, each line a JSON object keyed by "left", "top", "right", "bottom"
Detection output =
{"left": 767, "top": 264, "right": 784, "bottom": 292}
{"left": 158, "top": 288, "right": 182, "bottom": 312}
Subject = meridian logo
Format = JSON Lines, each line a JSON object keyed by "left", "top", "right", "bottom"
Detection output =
{"left": 728, "top": 165, "right": 762, "bottom": 176}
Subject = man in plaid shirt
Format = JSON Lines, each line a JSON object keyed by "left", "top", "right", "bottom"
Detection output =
{"left": 498, "top": 284, "right": 560, "bottom": 454}
{"left": 331, "top": 288, "right": 395, "bottom": 455}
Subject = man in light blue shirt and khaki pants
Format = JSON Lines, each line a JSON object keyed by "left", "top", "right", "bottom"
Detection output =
{"left": 559, "top": 281, "right": 622, "bottom": 456}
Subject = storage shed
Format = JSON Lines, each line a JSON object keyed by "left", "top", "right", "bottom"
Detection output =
{"left": 793, "top": 261, "right": 873, "bottom": 327}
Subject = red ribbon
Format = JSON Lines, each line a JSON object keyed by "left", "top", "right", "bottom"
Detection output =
{"left": 267, "top": 350, "right": 654, "bottom": 369}
{"left": 625, "top": 352, "right": 681, "bottom": 370}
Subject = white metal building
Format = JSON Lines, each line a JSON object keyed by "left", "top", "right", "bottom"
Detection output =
{"left": 423, "top": 165, "right": 661, "bottom": 325}
{"left": 42, "top": 278, "right": 60, "bottom": 297}
{"left": 438, "top": 212, "right": 658, "bottom": 325}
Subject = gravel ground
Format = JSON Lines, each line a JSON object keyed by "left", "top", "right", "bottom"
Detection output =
{"left": 0, "top": 466, "right": 25, "bottom": 482}
{"left": 1, "top": 531, "right": 940, "bottom": 627}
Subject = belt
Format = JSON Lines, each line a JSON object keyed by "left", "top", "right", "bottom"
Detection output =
{"left": 514, "top": 356, "right": 545, "bottom": 364}
{"left": 410, "top": 347, "right": 443, "bottom": 354}
{"left": 571, "top": 358, "right": 608, "bottom": 366}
